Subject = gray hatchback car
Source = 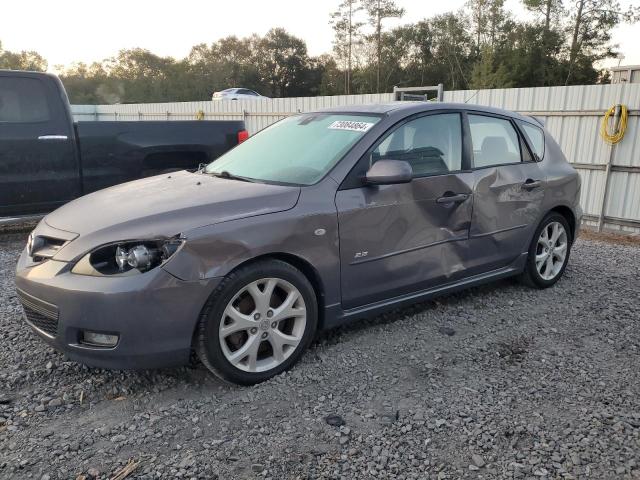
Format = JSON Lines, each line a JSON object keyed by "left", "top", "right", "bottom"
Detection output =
{"left": 16, "top": 102, "right": 582, "bottom": 385}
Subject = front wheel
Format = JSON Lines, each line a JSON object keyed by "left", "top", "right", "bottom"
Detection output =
{"left": 520, "top": 213, "right": 572, "bottom": 288}
{"left": 195, "top": 260, "right": 317, "bottom": 385}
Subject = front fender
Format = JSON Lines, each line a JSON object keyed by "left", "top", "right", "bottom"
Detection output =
{"left": 161, "top": 208, "right": 342, "bottom": 307}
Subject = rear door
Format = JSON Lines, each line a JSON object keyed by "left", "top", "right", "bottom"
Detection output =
{"left": 335, "top": 112, "right": 474, "bottom": 309}
{"left": 0, "top": 74, "right": 80, "bottom": 216}
{"left": 466, "top": 112, "right": 546, "bottom": 274}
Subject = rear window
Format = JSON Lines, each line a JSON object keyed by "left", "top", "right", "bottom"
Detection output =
{"left": 206, "top": 113, "right": 381, "bottom": 185}
{"left": 468, "top": 114, "right": 522, "bottom": 168}
{"left": 518, "top": 121, "right": 545, "bottom": 160}
{"left": 0, "top": 77, "right": 50, "bottom": 123}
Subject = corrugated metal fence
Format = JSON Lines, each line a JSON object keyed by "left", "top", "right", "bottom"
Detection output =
{"left": 72, "top": 93, "right": 396, "bottom": 133}
{"left": 71, "top": 84, "right": 640, "bottom": 233}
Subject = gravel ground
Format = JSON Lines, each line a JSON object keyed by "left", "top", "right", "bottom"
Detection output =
{"left": 1, "top": 231, "right": 640, "bottom": 480}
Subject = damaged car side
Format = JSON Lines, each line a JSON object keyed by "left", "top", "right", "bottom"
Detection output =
{"left": 16, "top": 102, "right": 582, "bottom": 385}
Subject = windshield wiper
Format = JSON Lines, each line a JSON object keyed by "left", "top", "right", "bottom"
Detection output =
{"left": 207, "top": 170, "right": 255, "bottom": 183}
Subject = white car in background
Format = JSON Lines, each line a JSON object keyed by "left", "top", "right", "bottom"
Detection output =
{"left": 212, "top": 88, "right": 267, "bottom": 101}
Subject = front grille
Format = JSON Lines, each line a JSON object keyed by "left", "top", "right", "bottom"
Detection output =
{"left": 16, "top": 289, "right": 59, "bottom": 338}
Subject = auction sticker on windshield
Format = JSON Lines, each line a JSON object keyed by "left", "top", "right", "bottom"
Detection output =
{"left": 328, "top": 120, "right": 375, "bottom": 132}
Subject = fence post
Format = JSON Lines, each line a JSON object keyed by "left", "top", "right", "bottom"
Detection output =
{"left": 598, "top": 106, "right": 622, "bottom": 232}
{"left": 598, "top": 145, "right": 615, "bottom": 232}
{"left": 437, "top": 83, "right": 444, "bottom": 102}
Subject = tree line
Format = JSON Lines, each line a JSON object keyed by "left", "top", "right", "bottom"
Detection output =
{"left": 1, "top": 0, "right": 638, "bottom": 104}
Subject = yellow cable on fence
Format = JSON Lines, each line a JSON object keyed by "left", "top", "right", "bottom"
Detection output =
{"left": 600, "top": 104, "right": 628, "bottom": 145}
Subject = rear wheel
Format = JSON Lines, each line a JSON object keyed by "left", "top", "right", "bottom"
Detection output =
{"left": 520, "top": 213, "right": 572, "bottom": 288}
{"left": 196, "top": 260, "right": 317, "bottom": 385}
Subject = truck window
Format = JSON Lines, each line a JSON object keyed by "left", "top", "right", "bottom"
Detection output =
{"left": 0, "top": 77, "right": 50, "bottom": 123}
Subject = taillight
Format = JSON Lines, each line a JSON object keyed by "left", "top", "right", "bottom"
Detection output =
{"left": 237, "top": 129, "right": 249, "bottom": 144}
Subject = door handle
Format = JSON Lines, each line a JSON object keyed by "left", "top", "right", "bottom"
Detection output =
{"left": 436, "top": 193, "right": 469, "bottom": 204}
{"left": 38, "top": 135, "right": 68, "bottom": 141}
{"left": 522, "top": 179, "right": 542, "bottom": 190}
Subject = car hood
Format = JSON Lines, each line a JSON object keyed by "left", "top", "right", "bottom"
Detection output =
{"left": 44, "top": 170, "right": 300, "bottom": 262}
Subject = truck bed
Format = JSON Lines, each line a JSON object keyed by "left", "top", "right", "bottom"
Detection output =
{"left": 76, "top": 120, "right": 245, "bottom": 193}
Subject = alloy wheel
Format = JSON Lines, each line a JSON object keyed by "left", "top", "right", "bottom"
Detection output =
{"left": 218, "top": 277, "right": 307, "bottom": 373}
{"left": 535, "top": 221, "right": 568, "bottom": 281}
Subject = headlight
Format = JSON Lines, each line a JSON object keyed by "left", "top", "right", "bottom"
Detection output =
{"left": 71, "top": 236, "right": 184, "bottom": 276}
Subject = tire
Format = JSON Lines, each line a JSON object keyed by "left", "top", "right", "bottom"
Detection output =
{"left": 195, "top": 259, "right": 318, "bottom": 385}
{"left": 520, "top": 212, "right": 572, "bottom": 289}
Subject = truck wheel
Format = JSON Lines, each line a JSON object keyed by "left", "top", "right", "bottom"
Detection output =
{"left": 196, "top": 260, "right": 317, "bottom": 385}
{"left": 520, "top": 213, "right": 572, "bottom": 289}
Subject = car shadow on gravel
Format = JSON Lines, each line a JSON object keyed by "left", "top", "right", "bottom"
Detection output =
{"left": 312, "top": 277, "right": 518, "bottom": 347}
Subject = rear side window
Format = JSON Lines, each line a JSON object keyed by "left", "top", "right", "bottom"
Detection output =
{"left": 0, "top": 77, "right": 50, "bottom": 123}
{"left": 372, "top": 113, "right": 462, "bottom": 177}
{"left": 518, "top": 121, "right": 545, "bottom": 160}
{"left": 468, "top": 114, "right": 521, "bottom": 168}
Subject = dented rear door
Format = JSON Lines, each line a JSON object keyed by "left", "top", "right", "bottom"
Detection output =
{"left": 465, "top": 112, "right": 547, "bottom": 274}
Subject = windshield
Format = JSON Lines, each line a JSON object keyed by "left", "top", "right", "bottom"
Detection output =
{"left": 205, "top": 113, "right": 381, "bottom": 185}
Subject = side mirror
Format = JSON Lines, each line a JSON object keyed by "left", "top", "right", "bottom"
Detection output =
{"left": 365, "top": 160, "right": 413, "bottom": 185}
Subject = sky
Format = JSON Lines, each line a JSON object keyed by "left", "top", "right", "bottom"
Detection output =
{"left": 0, "top": 0, "right": 638, "bottom": 72}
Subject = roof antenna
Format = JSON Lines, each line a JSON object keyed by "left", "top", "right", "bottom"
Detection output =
{"left": 464, "top": 89, "right": 480, "bottom": 104}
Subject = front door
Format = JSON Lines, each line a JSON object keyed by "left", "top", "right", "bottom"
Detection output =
{"left": 465, "top": 113, "right": 546, "bottom": 274}
{"left": 0, "top": 74, "right": 80, "bottom": 217}
{"left": 336, "top": 112, "right": 474, "bottom": 309}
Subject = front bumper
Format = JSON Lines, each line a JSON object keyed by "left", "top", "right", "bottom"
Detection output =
{"left": 15, "top": 248, "right": 220, "bottom": 369}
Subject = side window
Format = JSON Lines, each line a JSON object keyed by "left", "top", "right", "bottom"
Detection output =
{"left": 371, "top": 113, "right": 462, "bottom": 177}
{"left": 468, "top": 114, "right": 521, "bottom": 168}
{"left": 518, "top": 121, "right": 545, "bottom": 160}
{"left": 0, "top": 77, "right": 50, "bottom": 123}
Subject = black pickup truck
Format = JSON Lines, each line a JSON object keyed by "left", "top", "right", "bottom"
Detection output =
{"left": 0, "top": 70, "right": 247, "bottom": 218}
